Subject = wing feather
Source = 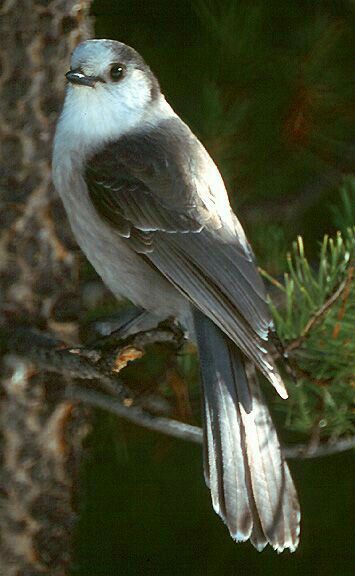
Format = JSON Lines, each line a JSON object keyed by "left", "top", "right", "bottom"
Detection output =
{"left": 84, "top": 117, "right": 286, "bottom": 396}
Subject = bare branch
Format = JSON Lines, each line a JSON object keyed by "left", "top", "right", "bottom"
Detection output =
{"left": 284, "top": 436, "right": 355, "bottom": 459}
{"left": 66, "top": 386, "right": 204, "bottom": 444}
{"left": 67, "top": 386, "right": 354, "bottom": 460}
{"left": 0, "top": 321, "right": 183, "bottom": 399}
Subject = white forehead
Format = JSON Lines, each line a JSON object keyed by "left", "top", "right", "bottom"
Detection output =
{"left": 71, "top": 40, "right": 114, "bottom": 66}
{"left": 71, "top": 40, "right": 134, "bottom": 76}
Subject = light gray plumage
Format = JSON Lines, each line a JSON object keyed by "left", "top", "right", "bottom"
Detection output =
{"left": 53, "top": 39, "right": 300, "bottom": 551}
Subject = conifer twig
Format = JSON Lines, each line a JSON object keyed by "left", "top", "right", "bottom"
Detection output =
{"left": 285, "top": 266, "right": 353, "bottom": 354}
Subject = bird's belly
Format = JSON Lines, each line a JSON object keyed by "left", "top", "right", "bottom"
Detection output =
{"left": 58, "top": 174, "right": 187, "bottom": 321}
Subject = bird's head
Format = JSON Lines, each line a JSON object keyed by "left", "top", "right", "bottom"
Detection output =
{"left": 59, "top": 39, "right": 168, "bottom": 148}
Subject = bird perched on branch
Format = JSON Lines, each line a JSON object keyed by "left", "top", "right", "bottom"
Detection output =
{"left": 53, "top": 39, "right": 300, "bottom": 552}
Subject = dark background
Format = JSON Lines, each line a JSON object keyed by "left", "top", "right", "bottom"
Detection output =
{"left": 72, "top": 2, "right": 354, "bottom": 574}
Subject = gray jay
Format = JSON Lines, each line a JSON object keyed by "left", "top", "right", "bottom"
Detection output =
{"left": 53, "top": 39, "right": 300, "bottom": 552}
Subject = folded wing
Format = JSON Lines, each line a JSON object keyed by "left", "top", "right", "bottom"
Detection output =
{"left": 84, "top": 117, "right": 286, "bottom": 397}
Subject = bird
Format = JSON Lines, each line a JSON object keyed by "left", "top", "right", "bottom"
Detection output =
{"left": 52, "top": 38, "right": 300, "bottom": 552}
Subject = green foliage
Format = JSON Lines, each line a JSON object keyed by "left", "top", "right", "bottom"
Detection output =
{"left": 263, "top": 225, "right": 354, "bottom": 439}
{"left": 266, "top": 228, "right": 354, "bottom": 340}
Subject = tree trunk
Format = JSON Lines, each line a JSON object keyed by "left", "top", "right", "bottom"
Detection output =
{"left": 0, "top": 2, "right": 93, "bottom": 574}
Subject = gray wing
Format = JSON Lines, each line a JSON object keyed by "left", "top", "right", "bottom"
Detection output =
{"left": 84, "top": 117, "right": 286, "bottom": 396}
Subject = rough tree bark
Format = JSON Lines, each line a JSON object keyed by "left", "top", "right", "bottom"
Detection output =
{"left": 0, "top": 2, "right": 93, "bottom": 574}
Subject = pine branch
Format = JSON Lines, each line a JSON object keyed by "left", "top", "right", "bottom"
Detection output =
{"left": 266, "top": 225, "right": 354, "bottom": 439}
{"left": 286, "top": 264, "right": 353, "bottom": 354}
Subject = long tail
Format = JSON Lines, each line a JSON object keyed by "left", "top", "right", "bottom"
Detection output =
{"left": 193, "top": 308, "right": 300, "bottom": 552}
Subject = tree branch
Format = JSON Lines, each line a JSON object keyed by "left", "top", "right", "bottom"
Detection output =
{"left": 66, "top": 386, "right": 204, "bottom": 444}
{"left": 1, "top": 321, "right": 353, "bottom": 461}
{"left": 0, "top": 320, "right": 183, "bottom": 418}
{"left": 67, "top": 385, "right": 355, "bottom": 459}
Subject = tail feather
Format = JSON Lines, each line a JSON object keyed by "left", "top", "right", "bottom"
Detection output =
{"left": 193, "top": 309, "right": 300, "bottom": 552}
{"left": 239, "top": 363, "right": 300, "bottom": 551}
{"left": 197, "top": 310, "right": 253, "bottom": 540}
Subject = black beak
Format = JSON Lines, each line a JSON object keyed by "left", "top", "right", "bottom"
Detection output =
{"left": 65, "top": 69, "right": 103, "bottom": 88}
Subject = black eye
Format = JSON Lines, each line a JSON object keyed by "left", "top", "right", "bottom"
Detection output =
{"left": 110, "top": 64, "right": 124, "bottom": 81}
